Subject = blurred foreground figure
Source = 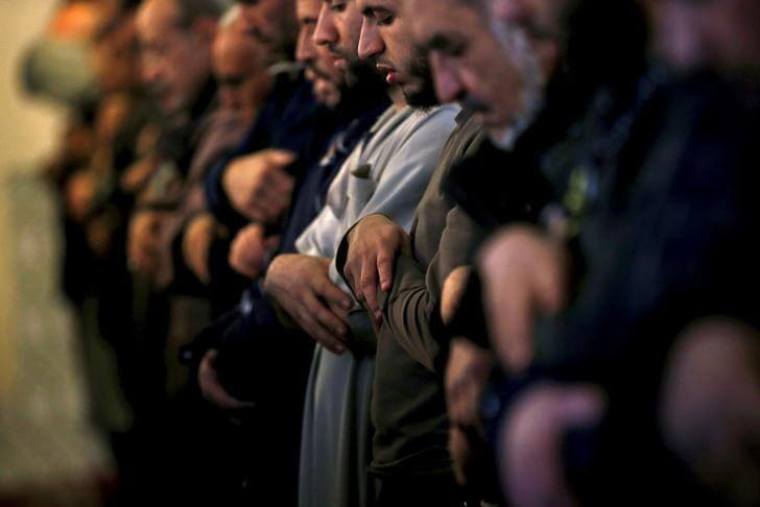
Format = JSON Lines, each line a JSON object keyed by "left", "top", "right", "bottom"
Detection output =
{"left": 461, "top": 0, "right": 760, "bottom": 506}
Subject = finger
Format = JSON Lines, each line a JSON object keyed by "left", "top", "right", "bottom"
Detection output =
{"left": 502, "top": 385, "right": 602, "bottom": 507}
{"left": 249, "top": 183, "right": 281, "bottom": 208}
{"left": 303, "top": 291, "right": 349, "bottom": 339}
{"left": 265, "top": 149, "right": 297, "bottom": 166}
{"left": 201, "top": 369, "right": 247, "bottom": 410}
{"left": 293, "top": 301, "right": 347, "bottom": 354}
{"left": 229, "top": 249, "right": 245, "bottom": 276}
{"left": 249, "top": 193, "right": 290, "bottom": 222}
{"left": 228, "top": 243, "right": 239, "bottom": 268}
{"left": 553, "top": 385, "right": 606, "bottom": 427}
{"left": 269, "top": 171, "right": 295, "bottom": 194}
{"left": 264, "top": 191, "right": 293, "bottom": 218}
{"left": 197, "top": 262, "right": 210, "bottom": 283}
{"left": 229, "top": 249, "right": 257, "bottom": 278}
{"left": 447, "top": 380, "right": 469, "bottom": 424}
{"left": 359, "top": 258, "right": 380, "bottom": 318}
{"left": 258, "top": 180, "right": 294, "bottom": 214}
{"left": 193, "top": 253, "right": 210, "bottom": 283}
{"left": 502, "top": 398, "right": 578, "bottom": 507}
{"left": 315, "top": 277, "right": 353, "bottom": 311}
{"left": 244, "top": 195, "right": 277, "bottom": 222}
{"left": 261, "top": 166, "right": 295, "bottom": 193}
{"left": 504, "top": 290, "right": 534, "bottom": 373}
{"left": 343, "top": 261, "right": 360, "bottom": 300}
{"left": 461, "top": 379, "right": 484, "bottom": 427}
{"left": 536, "top": 253, "right": 566, "bottom": 313}
{"left": 377, "top": 252, "right": 394, "bottom": 292}
{"left": 359, "top": 256, "right": 378, "bottom": 304}
{"left": 199, "top": 352, "right": 247, "bottom": 410}
{"left": 487, "top": 279, "right": 533, "bottom": 374}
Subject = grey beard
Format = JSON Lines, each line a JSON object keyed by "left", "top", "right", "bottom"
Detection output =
{"left": 488, "top": 18, "right": 546, "bottom": 148}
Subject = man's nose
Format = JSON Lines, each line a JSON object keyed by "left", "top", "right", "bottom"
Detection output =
{"left": 314, "top": 4, "right": 337, "bottom": 47}
{"left": 358, "top": 20, "right": 383, "bottom": 60}
{"left": 296, "top": 30, "right": 318, "bottom": 64}
{"left": 431, "top": 53, "right": 464, "bottom": 104}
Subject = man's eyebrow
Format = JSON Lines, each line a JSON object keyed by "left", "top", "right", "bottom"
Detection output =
{"left": 299, "top": 15, "right": 319, "bottom": 24}
{"left": 424, "top": 33, "right": 465, "bottom": 53}
{"left": 361, "top": 3, "right": 390, "bottom": 16}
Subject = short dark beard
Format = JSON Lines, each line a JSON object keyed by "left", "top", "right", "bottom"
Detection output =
{"left": 346, "top": 56, "right": 387, "bottom": 93}
{"left": 404, "top": 44, "right": 439, "bottom": 109}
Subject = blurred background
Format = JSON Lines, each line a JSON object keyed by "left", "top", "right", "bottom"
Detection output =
{"left": 0, "top": 2, "right": 113, "bottom": 506}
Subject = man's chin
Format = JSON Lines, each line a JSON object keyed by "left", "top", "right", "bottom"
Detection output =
{"left": 487, "top": 123, "right": 518, "bottom": 150}
{"left": 332, "top": 54, "right": 350, "bottom": 71}
{"left": 403, "top": 83, "right": 439, "bottom": 108}
{"left": 155, "top": 95, "right": 183, "bottom": 116}
{"left": 313, "top": 79, "right": 342, "bottom": 108}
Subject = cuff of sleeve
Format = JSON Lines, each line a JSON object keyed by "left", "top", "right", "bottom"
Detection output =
{"left": 205, "top": 160, "right": 250, "bottom": 230}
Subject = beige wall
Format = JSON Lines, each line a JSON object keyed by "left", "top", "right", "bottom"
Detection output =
{"left": 0, "top": 1, "right": 65, "bottom": 396}
{"left": 0, "top": 4, "right": 110, "bottom": 488}
{"left": 0, "top": 1, "right": 64, "bottom": 171}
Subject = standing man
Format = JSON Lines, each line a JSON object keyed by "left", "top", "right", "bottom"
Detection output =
{"left": 185, "top": 0, "right": 389, "bottom": 503}
{"left": 131, "top": 0, "right": 224, "bottom": 503}
{"left": 336, "top": 0, "right": 553, "bottom": 503}
{"left": 262, "top": 1, "right": 458, "bottom": 505}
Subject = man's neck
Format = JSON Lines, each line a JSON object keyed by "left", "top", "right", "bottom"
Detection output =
{"left": 389, "top": 86, "right": 406, "bottom": 110}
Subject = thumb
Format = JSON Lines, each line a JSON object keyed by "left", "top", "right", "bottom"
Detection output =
{"left": 266, "top": 149, "right": 297, "bottom": 166}
{"left": 554, "top": 385, "right": 606, "bottom": 427}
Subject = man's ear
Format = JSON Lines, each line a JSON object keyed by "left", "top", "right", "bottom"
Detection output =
{"left": 192, "top": 17, "right": 218, "bottom": 46}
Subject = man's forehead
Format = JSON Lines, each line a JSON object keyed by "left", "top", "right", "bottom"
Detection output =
{"left": 408, "top": 0, "right": 467, "bottom": 20}
{"left": 409, "top": 0, "right": 479, "bottom": 38}
{"left": 138, "top": 0, "right": 180, "bottom": 30}
{"left": 215, "top": 48, "right": 256, "bottom": 74}
{"left": 297, "top": 0, "right": 322, "bottom": 19}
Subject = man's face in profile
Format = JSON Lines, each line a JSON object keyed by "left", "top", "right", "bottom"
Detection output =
{"left": 238, "top": 0, "right": 299, "bottom": 61}
{"left": 297, "top": 0, "right": 344, "bottom": 106}
{"left": 213, "top": 20, "right": 270, "bottom": 116}
{"left": 356, "top": 0, "right": 438, "bottom": 107}
{"left": 409, "top": 0, "right": 549, "bottom": 142}
{"left": 136, "top": 0, "right": 213, "bottom": 115}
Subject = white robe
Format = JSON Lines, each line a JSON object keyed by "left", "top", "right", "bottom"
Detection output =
{"left": 296, "top": 104, "right": 459, "bottom": 507}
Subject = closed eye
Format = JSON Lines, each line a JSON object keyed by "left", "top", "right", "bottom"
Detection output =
{"left": 330, "top": 1, "right": 347, "bottom": 13}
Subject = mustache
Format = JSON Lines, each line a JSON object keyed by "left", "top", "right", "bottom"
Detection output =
{"left": 145, "top": 82, "right": 169, "bottom": 99}
{"left": 326, "top": 43, "right": 351, "bottom": 62}
{"left": 305, "top": 60, "right": 334, "bottom": 81}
